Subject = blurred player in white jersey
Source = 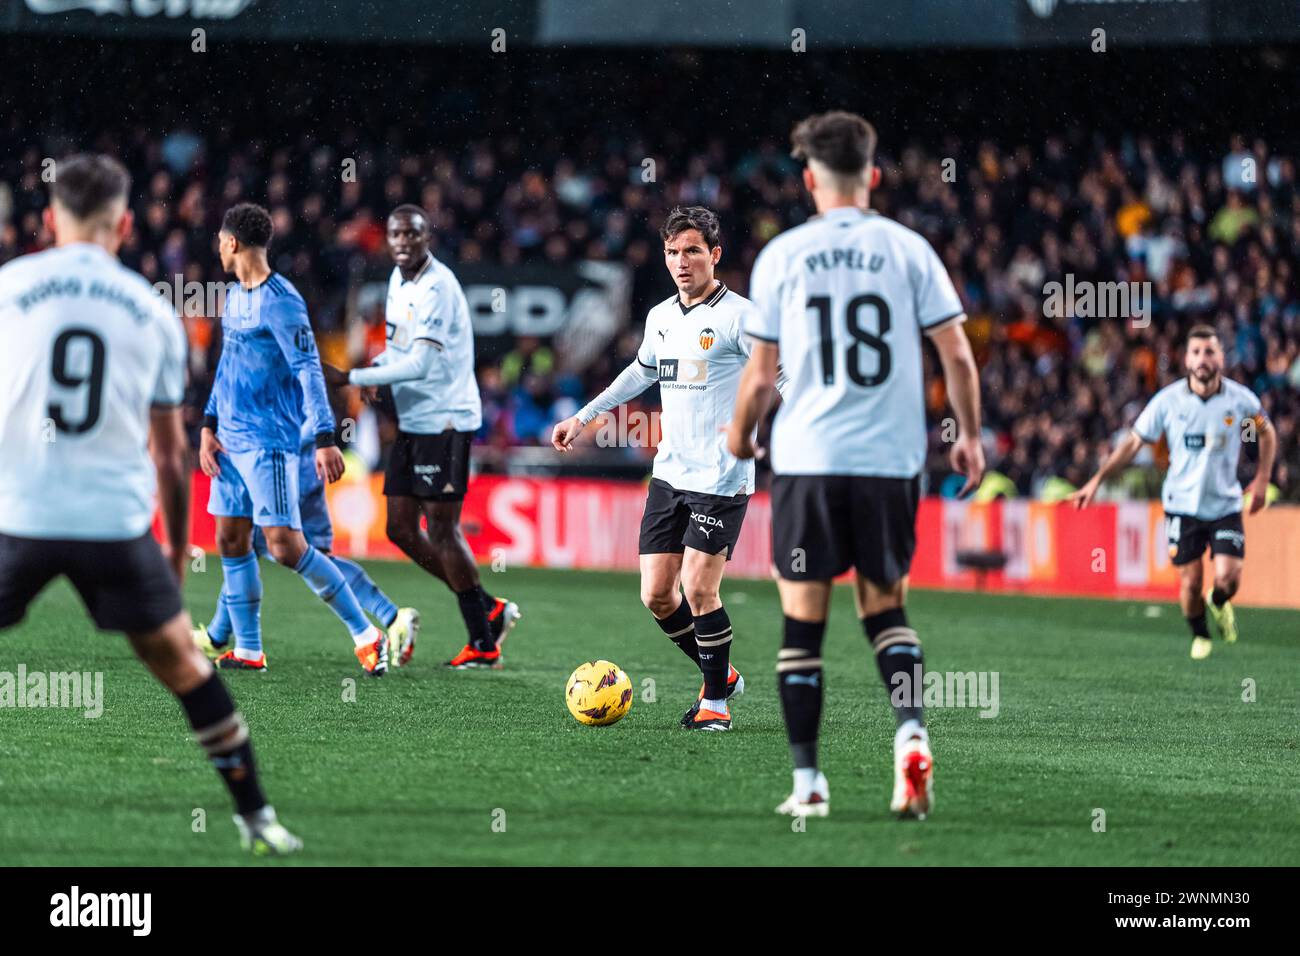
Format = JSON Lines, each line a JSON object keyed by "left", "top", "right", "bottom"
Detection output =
{"left": 553, "top": 206, "right": 780, "bottom": 730}
{"left": 0, "top": 155, "right": 299, "bottom": 855}
{"left": 729, "top": 113, "right": 984, "bottom": 818}
{"left": 1070, "top": 325, "right": 1275, "bottom": 659}
{"left": 325, "top": 205, "right": 519, "bottom": 670}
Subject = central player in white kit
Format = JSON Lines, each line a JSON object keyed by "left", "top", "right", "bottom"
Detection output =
{"left": 1070, "top": 325, "right": 1275, "bottom": 660}
{"left": 0, "top": 155, "right": 299, "bottom": 855}
{"left": 552, "top": 206, "right": 778, "bottom": 731}
{"left": 728, "top": 112, "right": 984, "bottom": 818}
{"left": 325, "top": 205, "right": 520, "bottom": 670}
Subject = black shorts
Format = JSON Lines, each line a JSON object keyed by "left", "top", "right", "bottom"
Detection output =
{"left": 383, "top": 429, "right": 473, "bottom": 501}
{"left": 0, "top": 531, "right": 183, "bottom": 633}
{"left": 771, "top": 474, "right": 920, "bottom": 583}
{"left": 638, "top": 478, "right": 750, "bottom": 559}
{"left": 1165, "top": 511, "right": 1245, "bottom": 565}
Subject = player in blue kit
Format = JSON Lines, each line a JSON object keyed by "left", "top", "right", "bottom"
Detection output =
{"left": 194, "top": 415, "right": 422, "bottom": 665}
{"left": 199, "top": 203, "right": 391, "bottom": 675}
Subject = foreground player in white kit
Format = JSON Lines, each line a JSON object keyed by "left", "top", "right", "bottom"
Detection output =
{"left": 1070, "top": 325, "right": 1275, "bottom": 659}
{"left": 552, "top": 206, "right": 775, "bottom": 730}
{"left": 729, "top": 113, "right": 984, "bottom": 818}
{"left": 325, "top": 205, "right": 519, "bottom": 670}
{"left": 0, "top": 155, "right": 299, "bottom": 854}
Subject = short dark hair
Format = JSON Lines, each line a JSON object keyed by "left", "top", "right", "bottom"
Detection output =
{"left": 389, "top": 204, "right": 430, "bottom": 230}
{"left": 660, "top": 205, "right": 721, "bottom": 249}
{"left": 790, "top": 111, "right": 877, "bottom": 175}
{"left": 1188, "top": 324, "right": 1220, "bottom": 343}
{"left": 221, "top": 202, "right": 273, "bottom": 248}
{"left": 50, "top": 154, "right": 131, "bottom": 221}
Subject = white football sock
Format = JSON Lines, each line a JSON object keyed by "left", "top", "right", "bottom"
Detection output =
{"left": 895, "top": 720, "right": 928, "bottom": 751}
{"left": 701, "top": 697, "right": 728, "bottom": 714}
{"left": 793, "top": 767, "right": 819, "bottom": 799}
{"left": 234, "top": 647, "right": 262, "bottom": 662}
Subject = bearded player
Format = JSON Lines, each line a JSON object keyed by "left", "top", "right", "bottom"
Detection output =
{"left": 1070, "top": 325, "right": 1275, "bottom": 659}
{"left": 729, "top": 112, "right": 984, "bottom": 818}
{"left": 552, "top": 206, "right": 780, "bottom": 731}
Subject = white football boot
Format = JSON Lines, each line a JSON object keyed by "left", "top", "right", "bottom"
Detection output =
{"left": 776, "top": 770, "right": 830, "bottom": 818}
{"left": 891, "top": 724, "right": 934, "bottom": 820}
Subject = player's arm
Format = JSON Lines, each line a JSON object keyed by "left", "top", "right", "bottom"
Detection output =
{"left": 551, "top": 357, "right": 658, "bottom": 451}
{"left": 268, "top": 298, "right": 343, "bottom": 482}
{"left": 345, "top": 340, "right": 439, "bottom": 387}
{"left": 928, "top": 320, "right": 984, "bottom": 497}
{"left": 1069, "top": 430, "right": 1148, "bottom": 509}
{"left": 150, "top": 405, "right": 191, "bottom": 583}
{"left": 1248, "top": 413, "right": 1276, "bottom": 515}
{"left": 199, "top": 349, "right": 226, "bottom": 477}
{"left": 151, "top": 310, "right": 191, "bottom": 583}
{"left": 727, "top": 339, "right": 779, "bottom": 461}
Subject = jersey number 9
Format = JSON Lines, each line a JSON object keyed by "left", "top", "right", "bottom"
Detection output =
{"left": 48, "top": 328, "right": 106, "bottom": 435}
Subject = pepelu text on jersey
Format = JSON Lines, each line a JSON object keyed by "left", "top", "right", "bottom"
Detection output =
{"left": 804, "top": 249, "right": 885, "bottom": 274}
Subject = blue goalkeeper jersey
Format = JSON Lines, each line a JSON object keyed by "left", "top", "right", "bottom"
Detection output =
{"left": 204, "top": 273, "right": 334, "bottom": 453}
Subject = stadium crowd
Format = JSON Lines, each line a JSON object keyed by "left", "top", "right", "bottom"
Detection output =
{"left": 1, "top": 49, "right": 1296, "bottom": 500}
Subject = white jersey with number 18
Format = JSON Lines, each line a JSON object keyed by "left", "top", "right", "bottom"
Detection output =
{"left": 0, "top": 243, "right": 187, "bottom": 541}
{"left": 745, "top": 207, "right": 964, "bottom": 478}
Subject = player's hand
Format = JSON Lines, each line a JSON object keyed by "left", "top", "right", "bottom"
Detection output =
{"left": 950, "top": 433, "right": 985, "bottom": 498}
{"left": 159, "top": 540, "right": 187, "bottom": 584}
{"left": 726, "top": 420, "right": 756, "bottom": 460}
{"left": 316, "top": 446, "right": 346, "bottom": 484}
{"left": 360, "top": 385, "right": 379, "bottom": 405}
{"left": 1067, "top": 477, "right": 1100, "bottom": 510}
{"left": 199, "top": 427, "right": 224, "bottom": 477}
{"left": 321, "top": 363, "right": 349, "bottom": 389}
{"left": 1247, "top": 478, "right": 1269, "bottom": 515}
{"left": 551, "top": 416, "right": 585, "bottom": 452}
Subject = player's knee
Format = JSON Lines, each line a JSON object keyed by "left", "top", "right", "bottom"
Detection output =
{"left": 215, "top": 526, "right": 250, "bottom": 557}
{"left": 640, "top": 587, "right": 677, "bottom": 618}
{"left": 1215, "top": 569, "right": 1241, "bottom": 596}
{"left": 682, "top": 584, "right": 720, "bottom": 616}
{"left": 264, "top": 534, "right": 304, "bottom": 567}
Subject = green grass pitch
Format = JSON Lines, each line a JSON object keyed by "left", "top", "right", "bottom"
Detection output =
{"left": 1, "top": 560, "right": 1296, "bottom": 866}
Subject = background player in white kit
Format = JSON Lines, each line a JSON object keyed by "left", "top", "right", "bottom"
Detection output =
{"left": 0, "top": 155, "right": 299, "bottom": 855}
{"left": 325, "top": 205, "right": 519, "bottom": 670}
{"left": 1069, "top": 325, "right": 1275, "bottom": 659}
{"left": 728, "top": 113, "right": 984, "bottom": 818}
{"left": 552, "top": 206, "right": 777, "bottom": 731}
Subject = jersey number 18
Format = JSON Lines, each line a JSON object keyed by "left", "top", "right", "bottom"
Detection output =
{"left": 807, "top": 294, "right": 891, "bottom": 387}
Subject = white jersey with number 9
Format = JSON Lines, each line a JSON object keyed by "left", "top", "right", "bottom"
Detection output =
{"left": 0, "top": 243, "right": 186, "bottom": 540}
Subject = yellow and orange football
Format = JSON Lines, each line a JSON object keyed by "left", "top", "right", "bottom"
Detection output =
{"left": 565, "top": 660, "right": 633, "bottom": 726}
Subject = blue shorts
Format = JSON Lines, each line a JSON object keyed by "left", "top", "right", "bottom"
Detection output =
{"left": 296, "top": 446, "right": 334, "bottom": 550}
{"left": 248, "top": 447, "right": 334, "bottom": 558}
{"left": 208, "top": 449, "right": 301, "bottom": 531}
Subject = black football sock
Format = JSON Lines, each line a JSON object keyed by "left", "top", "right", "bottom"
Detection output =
{"left": 475, "top": 584, "right": 499, "bottom": 611}
{"left": 456, "top": 587, "right": 495, "bottom": 651}
{"left": 779, "top": 616, "right": 826, "bottom": 769}
{"left": 653, "top": 598, "right": 701, "bottom": 668}
{"left": 694, "top": 606, "right": 733, "bottom": 702}
{"left": 864, "top": 607, "right": 924, "bottom": 728}
{"left": 1188, "top": 611, "right": 1210, "bottom": 639}
{"left": 1210, "top": 587, "right": 1229, "bottom": 608}
{"left": 178, "top": 672, "right": 266, "bottom": 816}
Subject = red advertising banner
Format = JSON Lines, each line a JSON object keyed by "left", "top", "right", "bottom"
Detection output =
{"left": 177, "top": 472, "right": 1300, "bottom": 610}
